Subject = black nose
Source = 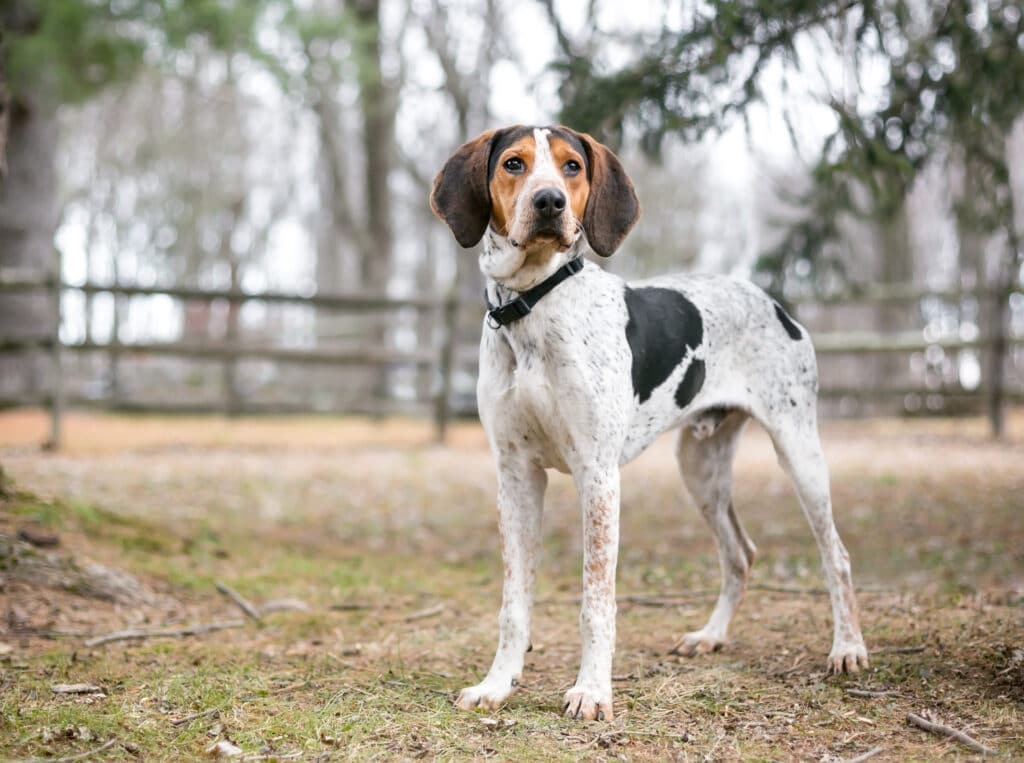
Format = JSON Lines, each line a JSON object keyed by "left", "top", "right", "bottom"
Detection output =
{"left": 533, "top": 188, "right": 566, "bottom": 219}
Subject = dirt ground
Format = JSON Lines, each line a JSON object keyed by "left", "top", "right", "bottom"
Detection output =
{"left": 0, "top": 408, "right": 1022, "bottom": 761}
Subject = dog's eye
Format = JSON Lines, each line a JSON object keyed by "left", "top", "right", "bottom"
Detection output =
{"left": 563, "top": 160, "right": 581, "bottom": 176}
{"left": 503, "top": 157, "right": 524, "bottom": 174}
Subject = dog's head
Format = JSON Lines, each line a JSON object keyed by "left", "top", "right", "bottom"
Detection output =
{"left": 430, "top": 126, "right": 640, "bottom": 262}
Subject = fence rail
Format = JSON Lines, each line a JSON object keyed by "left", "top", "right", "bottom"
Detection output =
{"left": 1, "top": 268, "right": 1021, "bottom": 448}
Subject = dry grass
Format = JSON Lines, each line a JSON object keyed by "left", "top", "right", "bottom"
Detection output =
{"left": 0, "top": 409, "right": 1022, "bottom": 761}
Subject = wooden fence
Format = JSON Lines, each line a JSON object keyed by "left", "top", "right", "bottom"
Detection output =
{"left": 0, "top": 267, "right": 1021, "bottom": 449}
{"left": 0, "top": 268, "right": 466, "bottom": 447}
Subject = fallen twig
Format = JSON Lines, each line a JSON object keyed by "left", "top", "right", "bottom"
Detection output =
{"left": 10, "top": 737, "right": 118, "bottom": 763}
{"left": 881, "top": 645, "right": 928, "bottom": 654}
{"left": 906, "top": 712, "right": 996, "bottom": 755}
{"left": 750, "top": 583, "right": 830, "bottom": 595}
{"left": 330, "top": 603, "right": 373, "bottom": 611}
{"left": 540, "top": 590, "right": 717, "bottom": 607}
{"left": 622, "top": 589, "right": 717, "bottom": 603}
{"left": 382, "top": 678, "right": 451, "bottom": 696}
{"left": 620, "top": 596, "right": 702, "bottom": 608}
{"left": 846, "top": 688, "right": 897, "bottom": 698}
{"left": 405, "top": 604, "right": 445, "bottom": 623}
{"left": 84, "top": 620, "right": 244, "bottom": 647}
{"left": 215, "top": 581, "right": 262, "bottom": 622}
{"left": 171, "top": 707, "right": 219, "bottom": 727}
{"left": 238, "top": 751, "right": 303, "bottom": 761}
{"left": 51, "top": 683, "right": 104, "bottom": 695}
{"left": 259, "top": 598, "right": 310, "bottom": 615}
{"left": 841, "top": 746, "right": 884, "bottom": 763}
{"left": 17, "top": 527, "right": 60, "bottom": 547}
{"left": 876, "top": 645, "right": 927, "bottom": 654}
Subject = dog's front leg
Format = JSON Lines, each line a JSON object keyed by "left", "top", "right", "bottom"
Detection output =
{"left": 456, "top": 460, "right": 547, "bottom": 712}
{"left": 564, "top": 465, "right": 620, "bottom": 721}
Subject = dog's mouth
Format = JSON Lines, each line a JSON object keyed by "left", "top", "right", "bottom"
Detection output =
{"left": 513, "top": 225, "right": 576, "bottom": 251}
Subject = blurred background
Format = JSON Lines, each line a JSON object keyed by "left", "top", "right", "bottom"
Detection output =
{"left": 1, "top": 0, "right": 1022, "bottom": 443}
{"left": 1, "top": 6, "right": 1023, "bottom": 759}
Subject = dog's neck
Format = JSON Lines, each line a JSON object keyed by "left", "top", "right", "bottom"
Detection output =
{"left": 480, "top": 226, "right": 586, "bottom": 304}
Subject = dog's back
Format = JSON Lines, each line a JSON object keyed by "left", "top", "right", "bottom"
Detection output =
{"left": 617, "top": 272, "right": 819, "bottom": 462}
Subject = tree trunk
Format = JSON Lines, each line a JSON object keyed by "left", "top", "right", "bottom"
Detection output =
{"left": 0, "top": 34, "right": 10, "bottom": 181}
{"left": 352, "top": 0, "right": 396, "bottom": 405}
{"left": 873, "top": 204, "right": 913, "bottom": 410}
{"left": 353, "top": 0, "right": 394, "bottom": 292}
{"left": 0, "top": 92, "right": 58, "bottom": 398}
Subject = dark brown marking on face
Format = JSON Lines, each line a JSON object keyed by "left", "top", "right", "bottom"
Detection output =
{"left": 548, "top": 135, "right": 590, "bottom": 223}
{"left": 488, "top": 134, "right": 536, "bottom": 236}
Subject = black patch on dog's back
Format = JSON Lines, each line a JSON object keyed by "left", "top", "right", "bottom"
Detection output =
{"left": 623, "top": 287, "right": 704, "bottom": 405}
{"left": 675, "top": 358, "right": 706, "bottom": 408}
{"left": 773, "top": 301, "right": 803, "bottom": 340}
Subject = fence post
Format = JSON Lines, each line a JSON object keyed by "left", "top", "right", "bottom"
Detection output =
{"left": 434, "top": 291, "right": 458, "bottom": 444}
{"left": 46, "top": 252, "right": 63, "bottom": 451}
{"left": 986, "top": 281, "right": 1010, "bottom": 439}
{"left": 109, "top": 273, "right": 122, "bottom": 406}
{"left": 223, "top": 290, "right": 241, "bottom": 417}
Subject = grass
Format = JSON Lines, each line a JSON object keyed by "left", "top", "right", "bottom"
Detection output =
{"left": 0, "top": 410, "right": 1022, "bottom": 760}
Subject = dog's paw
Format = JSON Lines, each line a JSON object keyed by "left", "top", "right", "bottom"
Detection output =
{"left": 668, "top": 628, "right": 724, "bottom": 657}
{"left": 827, "top": 641, "right": 869, "bottom": 674}
{"left": 562, "top": 685, "right": 613, "bottom": 721}
{"left": 454, "top": 680, "right": 515, "bottom": 712}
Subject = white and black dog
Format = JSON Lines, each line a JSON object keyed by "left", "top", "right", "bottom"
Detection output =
{"left": 430, "top": 125, "right": 868, "bottom": 721}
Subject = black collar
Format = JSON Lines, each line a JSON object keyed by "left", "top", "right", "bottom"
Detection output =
{"left": 485, "top": 257, "right": 585, "bottom": 329}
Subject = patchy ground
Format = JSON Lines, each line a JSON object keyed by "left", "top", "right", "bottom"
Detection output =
{"left": 0, "top": 409, "right": 1022, "bottom": 761}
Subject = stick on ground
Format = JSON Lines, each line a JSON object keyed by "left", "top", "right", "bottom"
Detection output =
{"left": 749, "top": 583, "right": 829, "bottom": 595}
{"left": 846, "top": 688, "right": 897, "bottom": 698}
{"left": 404, "top": 604, "right": 444, "bottom": 622}
{"left": 842, "top": 747, "right": 884, "bottom": 763}
{"left": 51, "top": 683, "right": 104, "bottom": 695}
{"left": 876, "top": 645, "right": 927, "bottom": 654}
{"left": 906, "top": 712, "right": 996, "bottom": 755}
{"left": 215, "top": 580, "right": 263, "bottom": 622}
{"left": 84, "top": 620, "right": 244, "bottom": 647}
{"left": 171, "top": 708, "right": 220, "bottom": 727}
{"left": 259, "top": 597, "right": 310, "bottom": 614}
{"left": 10, "top": 737, "right": 118, "bottom": 763}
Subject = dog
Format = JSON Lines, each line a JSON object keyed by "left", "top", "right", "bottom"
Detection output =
{"left": 430, "top": 125, "right": 868, "bottom": 721}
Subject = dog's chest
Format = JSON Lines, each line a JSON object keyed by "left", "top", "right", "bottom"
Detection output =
{"left": 501, "top": 342, "right": 581, "bottom": 469}
{"left": 483, "top": 288, "right": 636, "bottom": 469}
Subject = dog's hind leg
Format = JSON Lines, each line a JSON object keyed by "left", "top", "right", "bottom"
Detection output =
{"left": 764, "top": 409, "right": 868, "bottom": 674}
{"left": 670, "top": 410, "right": 755, "bottom": 656}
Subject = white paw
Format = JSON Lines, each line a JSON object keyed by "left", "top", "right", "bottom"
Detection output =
{"left": 562, "top": 685, "right": 613, "bottom": 721}
{"left": 827, "top": 640, "right": 869, "bottom": 674}
{"left": 454, "top": 679, "right": 516, "bottom": 712}
{"left": 668, "top": 628, "right": 725, "bottom": 657}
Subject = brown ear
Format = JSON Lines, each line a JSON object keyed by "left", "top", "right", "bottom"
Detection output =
{"left": 430, "top": 130, "right": 497, "bottom": 248}
{"left": 573, "top": 130, "right": 640, "bottom": 257}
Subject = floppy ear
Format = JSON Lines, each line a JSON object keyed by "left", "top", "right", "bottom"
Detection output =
{"left": 573, "top": 131, "right": 640, "bottom": 257}
{"left": 430, "top": 130, "right": 497, "bottom": 248}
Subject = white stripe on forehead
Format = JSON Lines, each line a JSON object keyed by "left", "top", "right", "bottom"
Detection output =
{"left": 529, "top": 127, "right": 560, "bottom": 184}
{"left": 533, "top": 128, "right": 553, "bottom": 166}
{"left": 510, "top": 127, "right": 567, "bottom": 225}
